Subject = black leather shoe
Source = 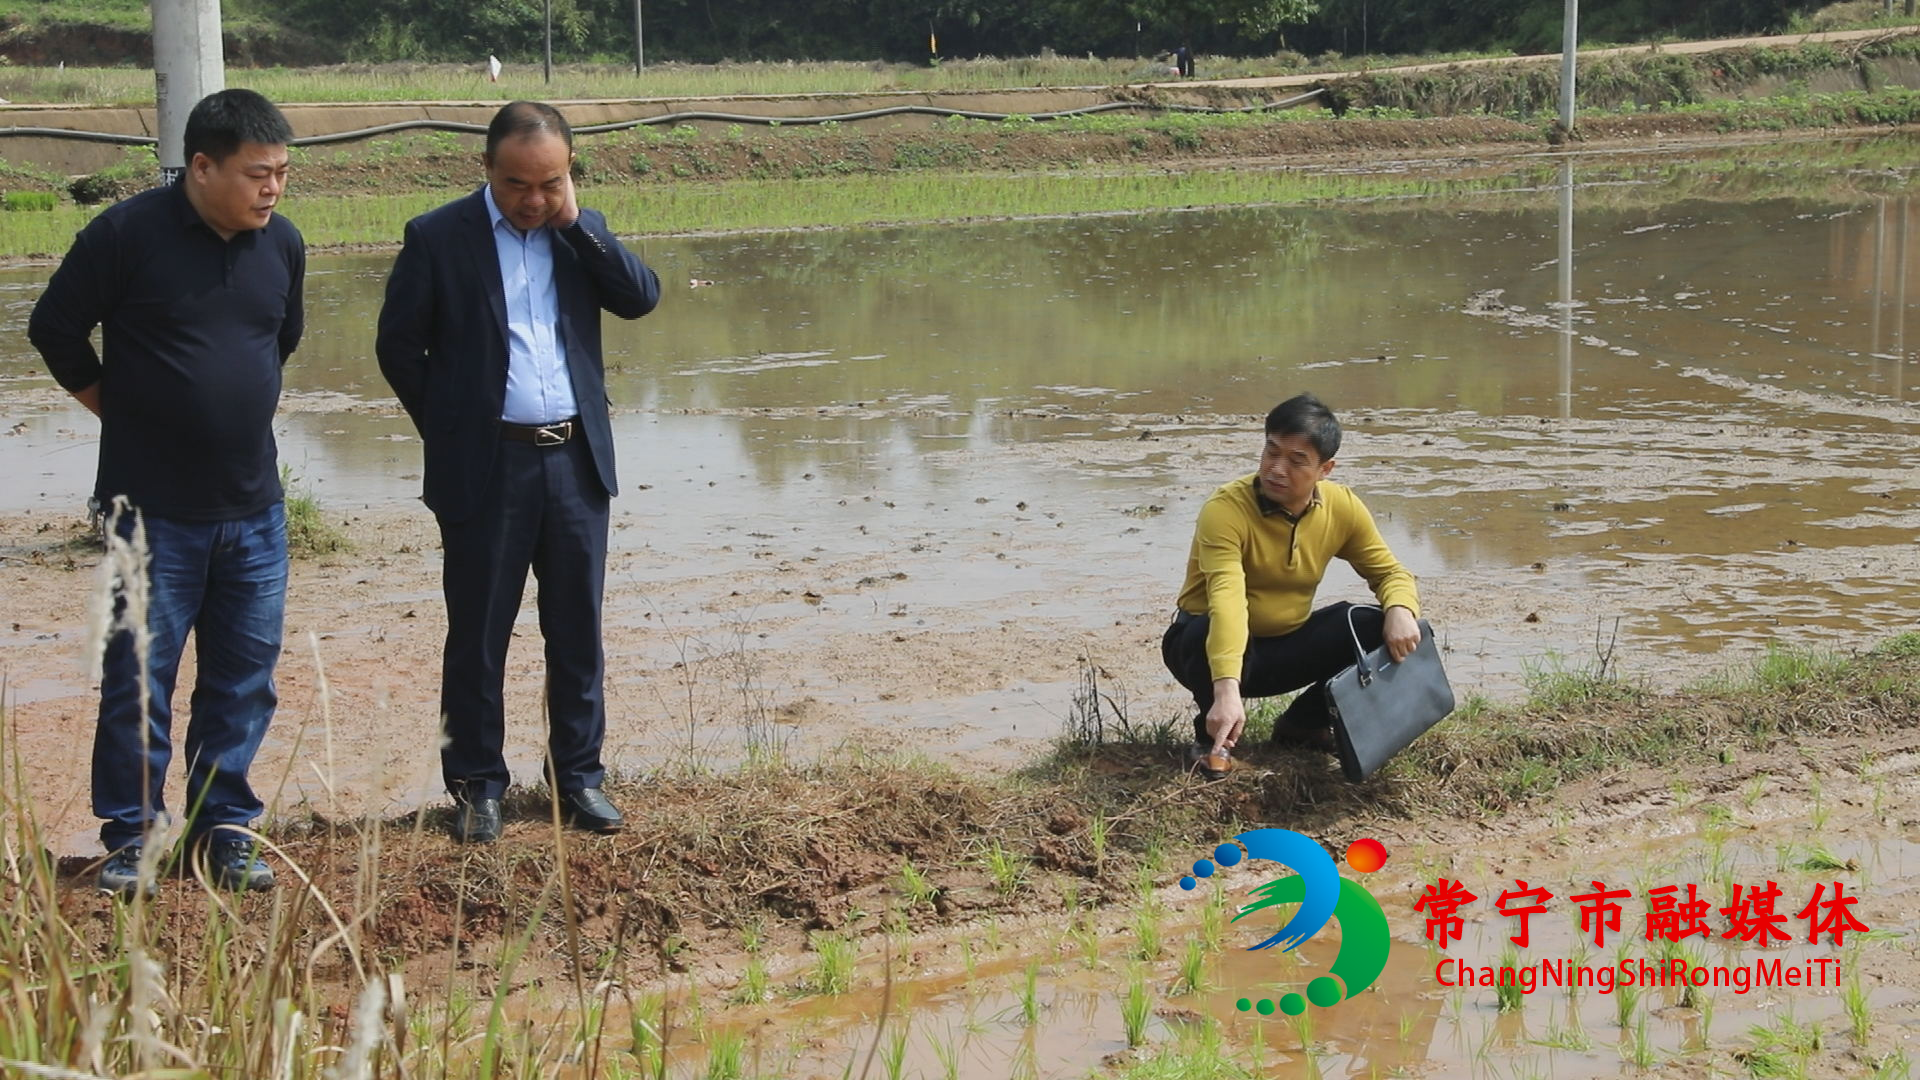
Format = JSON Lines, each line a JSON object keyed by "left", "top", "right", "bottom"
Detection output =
{"left": 451, "top": 796, "right": 503, "bottom": 843}
{"left": 562, "top": 788, "right": 624, "bottom": 833}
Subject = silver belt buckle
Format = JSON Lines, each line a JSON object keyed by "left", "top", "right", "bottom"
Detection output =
{"left": 535, "top": 421, "right": 570, "bottom": 446}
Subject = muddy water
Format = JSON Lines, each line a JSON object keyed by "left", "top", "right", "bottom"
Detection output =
{"left": 564, "top": 791, "right": 1918, "bottom": 1079}
{"left": 2, "top": 136, "right": 1919, "bottom": 756}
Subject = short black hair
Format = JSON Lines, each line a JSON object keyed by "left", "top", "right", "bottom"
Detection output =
{"left": 1265, "top": 393, "right": 1342, "bottom": 461}
{"left": 485, "top": 101, "right": 573, "bottom": 159}
{"left": 183, "top": 89, "right": 294, "bottom": 164}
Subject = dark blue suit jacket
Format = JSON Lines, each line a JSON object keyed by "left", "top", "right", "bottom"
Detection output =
{"left": 375, "top": 188, "right": 660, "bottom": 523}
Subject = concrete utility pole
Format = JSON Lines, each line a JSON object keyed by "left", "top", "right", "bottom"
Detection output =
{"left": 1559, "top": 0, "right": 1578, "bottom": 134}
{"left": 152, "top": 0, "right": 224, "bottom": 183}
{"left": 544, "top": 0, "right": 553, "bottom": 84}
{"left": 635, "top": 0, "right": 645, "bottom": 73}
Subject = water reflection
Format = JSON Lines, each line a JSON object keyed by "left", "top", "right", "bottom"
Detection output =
{"left": 2, "top": 139, "right": 1919, "bottom": 711}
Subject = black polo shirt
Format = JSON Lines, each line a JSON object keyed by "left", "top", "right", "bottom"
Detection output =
{"left": 27, "top": 181, "right": 305, "bottom": 522}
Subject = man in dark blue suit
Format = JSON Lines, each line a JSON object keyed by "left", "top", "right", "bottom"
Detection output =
{"left": 376, "top": 101, "right": 661, "bottom": 843}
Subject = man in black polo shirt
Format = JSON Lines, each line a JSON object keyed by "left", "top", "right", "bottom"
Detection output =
{"left": 28, "top": 89, "right": 305, "bottom": 896}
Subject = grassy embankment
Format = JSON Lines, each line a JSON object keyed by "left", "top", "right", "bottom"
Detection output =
{"left": 4, "top": 37, "right": 1920, "bottom": 259}
{"left": 2, "top": 617, "right": 1919, "bottom": 1077}
{"left": 0, "top": 97, "right": 1915, "bottom": 262}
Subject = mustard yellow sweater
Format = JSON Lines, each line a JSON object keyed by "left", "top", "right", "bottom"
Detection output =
{"left": 1176, "top": 476, "right": 1420, "bottom": 682}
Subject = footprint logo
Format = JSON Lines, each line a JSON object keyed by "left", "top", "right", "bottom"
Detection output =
{"left": 1180, "top": 829, "right": 1391, "bottom": 1016}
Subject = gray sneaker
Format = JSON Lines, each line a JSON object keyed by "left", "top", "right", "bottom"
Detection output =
{"left": 199, "top": 837, "right": 275, "bottom": 892}
{"left": 98, "top": 845, "right": 158, "bottom": 899}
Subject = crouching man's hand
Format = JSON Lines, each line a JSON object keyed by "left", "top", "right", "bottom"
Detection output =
{"left": 1206, "top": 678, "right": 1246, "bottom": 752}
{"left": 1384, "top": 605, "right": 1421, "bottom": 663}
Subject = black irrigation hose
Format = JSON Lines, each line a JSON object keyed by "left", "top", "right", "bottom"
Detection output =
{"left": 0, "top": 87, "right": 1326, "bottom": 146}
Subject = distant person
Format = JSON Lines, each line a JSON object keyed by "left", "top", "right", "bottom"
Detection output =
{"left": 27, "top": 89, "right": 304, "bottom": 896}
{"left": 1161, "top": 394, "right": 1422, "bottom": 780}
{"left": 376, "top": 101, "right": 661, "bottom": 844}
{"left": 1176, "top": 43, "right": 1195, "bottom": 79}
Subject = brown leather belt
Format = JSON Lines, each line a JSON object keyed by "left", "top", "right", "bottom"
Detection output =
{"left": 499, "top": 418, "right": 578, "bottom": 446}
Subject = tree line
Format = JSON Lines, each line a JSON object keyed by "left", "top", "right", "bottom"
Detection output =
{"left": 250, "top": 0, "right": 1837, "bottom": 64}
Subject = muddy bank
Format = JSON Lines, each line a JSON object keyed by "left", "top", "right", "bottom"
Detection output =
{"left": 29, "top": 640, "right": 1920, "bottom": 1077}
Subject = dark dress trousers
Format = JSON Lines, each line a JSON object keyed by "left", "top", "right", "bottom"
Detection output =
{"left": 375, "top": 188, "right": 660, "bottom": 799}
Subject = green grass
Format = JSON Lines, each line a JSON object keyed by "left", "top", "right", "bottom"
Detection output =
{"left": 280, "top": 465, "right": 351, "bottom": 557}
{"left": 0, "top": 164, "right": 1534, "bottom": 259}
{"left": 0, "top": 48, "right": 1535, "bottom": 107}
{"left": 2, "top": 191, "right": 59, "bottom": 212}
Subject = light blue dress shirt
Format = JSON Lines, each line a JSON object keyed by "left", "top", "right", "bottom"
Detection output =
{"left": 485, "top": 185, "right": 578, "bottom": 425}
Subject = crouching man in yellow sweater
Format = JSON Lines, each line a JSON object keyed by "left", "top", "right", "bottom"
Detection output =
{"left": 1162, "top": 393, "right": 1423, "bottom": 780}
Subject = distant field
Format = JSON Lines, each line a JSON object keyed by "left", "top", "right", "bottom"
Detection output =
{"left": 0, "top": 52, "right": 1512, "bottom": 107}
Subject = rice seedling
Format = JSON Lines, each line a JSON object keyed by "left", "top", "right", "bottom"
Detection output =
{"left": 1677, "top": 944, "right": 1705, "bottom": 1009}
{"left": 1121, "top": 965, "right": 1152, "bottom": 1047}
{"left": 879, "top": 1018, "right": 911, "bottom": 1080}
{"left": 1290, "top": 1007, "right": 1315, "bottom": 1053}
{"left": 1495, "top": 944, "right": 1525, "bottom": 1012}
{"left": 1535, "top": 1011, "right": 1592, "bottom": 1051}
{"left": 1616, "top": 980, "right": 1641, "bottom": 1029}
{"left": 1089, "top": 812, "right": 1109, "bottom": 865}
{"left": 808, "top": 931, "right": 857, "bottom": 995}
{"left": 978, "top": 840, "right": 1027, "bottom": 896}
{"left": 1846, "top": 968, "right": 1870, "bottom": 1044}
{"left": 1200, "top": 886, "right": 1229, "bottom": 953}
{"left": 1176, "top": 939, "right": 1207, "bottom": 995}
{"left": 1873, "top": 1051, "right": 1912, "bottom": 1080}
{"left": 704, "top": 1028, "right": 746, "bottom": 1080}
{"left": 1797, "top": 844, "right": 1850, "bottom": 872}
{"left": 732, "top": 954, "right": 769, "bottom": 1005}
{"left": 1742, "top": 1013, "right": 1821, "bottom": 1079}
{"left": 1627, "top": 1012, "right": 1656, "bottom": 1069}
{"left": 1019, "top": 960, "right": 1042, "bottom": 1024}
{"left": 929, "top": 1023, "right": 964, "bottom": 1080}
{"left": 1133, "top": 901, "right": 1164, "bottom": 961}
{"left": 897, "top": 858, "right": 938, "bottom": 908}
{"left": 1070, "top": 913, "right": 1102, "bottom": 969}
{"left": 1398, "top": 1010, "right": 1419, "bottom": 1045}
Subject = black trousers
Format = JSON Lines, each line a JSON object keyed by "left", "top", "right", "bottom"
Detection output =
{"left": 1161, "top": 602, "right": 1384, "bottom": 744}
{"left": 438, "top": 435, "right": 609, "bottom": 800}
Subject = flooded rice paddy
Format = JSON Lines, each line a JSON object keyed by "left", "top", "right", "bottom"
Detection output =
{"left": 2, "top": 134, "right": 1919, "bottom": 1078}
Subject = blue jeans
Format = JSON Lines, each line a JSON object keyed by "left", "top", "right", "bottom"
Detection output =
{"left": 93, "top": 502, "right": 287, "bottom": 851}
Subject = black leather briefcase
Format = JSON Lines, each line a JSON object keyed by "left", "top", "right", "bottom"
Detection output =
{"left": 1325, "top": 606, "right": 1455, "bottom": 782}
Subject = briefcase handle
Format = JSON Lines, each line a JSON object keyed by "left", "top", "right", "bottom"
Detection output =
{"left": 1345, "top": 604, "right": 1377, "bottom": 687}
